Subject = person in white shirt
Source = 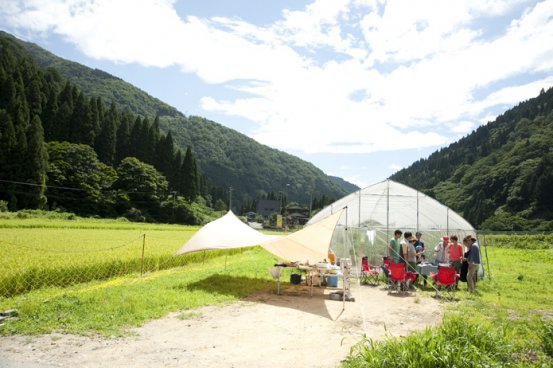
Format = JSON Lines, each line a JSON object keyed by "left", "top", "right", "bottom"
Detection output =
{"left": 434, "top": 236, "right": 450, "bottom": 265}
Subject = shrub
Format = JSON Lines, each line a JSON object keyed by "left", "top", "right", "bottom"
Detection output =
{"left": 344, "top": 316, "right": 513, "bottom": 367}
{"left": 541, "top": 319, "right": 553, "bottom": 358}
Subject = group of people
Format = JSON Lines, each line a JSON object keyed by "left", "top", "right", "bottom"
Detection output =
{"left": 388, "top": 230, "right": 481, "bottom": 292}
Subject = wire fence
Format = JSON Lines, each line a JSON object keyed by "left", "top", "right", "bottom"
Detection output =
{"left": 0, "top": 232, "right": 241, "bottom": 299}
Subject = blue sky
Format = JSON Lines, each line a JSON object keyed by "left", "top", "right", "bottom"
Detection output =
{"left": 1, "top": 0, "right": 553, "bottom": 188}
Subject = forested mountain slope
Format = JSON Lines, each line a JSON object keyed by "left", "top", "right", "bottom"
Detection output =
{"left": 391, "top": 87, "right": 553, "bottom": 230}
{"left": 4, "top": 31, "right": 355, "bottom": 204}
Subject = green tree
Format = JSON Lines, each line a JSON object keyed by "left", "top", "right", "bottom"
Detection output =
{"left": 95, "top": 103, "right": 117, "bottom": 165}
{"left": 18, "top": 114, "right": 48, "bottom": 209}
{"left": 46, "top": 141, "right": 117, "bottom": 215}
{"left": 114, "top": 157, "right": 168, "bottom": 219}
{"left": 115, "top": 113, "right": 132, "bottom": 163}
{"left": 0, "top": 110, "right": 18, "bottom": 209}
{"left": 181, "top": 146, "right": 199, "bottom": 201}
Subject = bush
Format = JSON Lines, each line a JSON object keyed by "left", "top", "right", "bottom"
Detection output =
{"left": 344, "top": 316, "right": 514, "bottom": 367}
{"left": 0, "top": 200, "right": 8, "bottom": 212}
{"left": 541, "top": 319, "right": 553, "bottom": 358}
{"left": 124, "top": 208, "right": 146, "bottom": 222}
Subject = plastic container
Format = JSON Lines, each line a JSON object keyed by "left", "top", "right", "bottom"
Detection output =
{"left": 326, "top": 275, "right": 338, "bottom": 287}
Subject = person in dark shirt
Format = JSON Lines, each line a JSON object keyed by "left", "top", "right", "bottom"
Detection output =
{"left": 414, "top": 231, "right": 425, "bottom": 263}
{"left": 463, "top": 235, "right": 481, "bottom": 293}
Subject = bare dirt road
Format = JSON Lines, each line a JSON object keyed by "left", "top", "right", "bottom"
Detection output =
{"left": 0, "top": 284, "right": 443, "bottom": 368}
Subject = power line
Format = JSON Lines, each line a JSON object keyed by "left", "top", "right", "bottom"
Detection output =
{"left": 0, "top": 178, "right": 175, "bottom": 196}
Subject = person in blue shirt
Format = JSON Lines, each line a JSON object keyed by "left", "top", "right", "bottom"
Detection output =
{"left": 463, "top": 235, "right": 481, "bottom": 293}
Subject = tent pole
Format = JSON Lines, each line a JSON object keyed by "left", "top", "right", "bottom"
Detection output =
{"left": 344, "top": 206, "right": 348, "bottom": 310}
{"left": 416, "top": 191, "right": 419, "bottom": 233}
{"left": 358, "top": 189, "right": 361, "bottom": 228}
{"left": 386, "top": 180, "right": 390, "bottom": 258}
{"left": 446, "top": 208, "right": 450, "bottom": 235}
{"left": 479, "top": 233, "right": 491, "bottom": 281}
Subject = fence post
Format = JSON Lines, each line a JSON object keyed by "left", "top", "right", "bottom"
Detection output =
{"left": 141, "top": 234, "right": 146, "bottom": 276}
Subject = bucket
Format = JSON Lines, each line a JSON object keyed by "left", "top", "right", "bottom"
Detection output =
{"left": 326, "top": 275, "right": 338, "bottom": 287}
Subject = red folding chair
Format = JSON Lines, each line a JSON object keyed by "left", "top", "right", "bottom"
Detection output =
{"left": 431, "top": 265, "right": 459, "bottom": 299}
{"left": 388, "top": 262, "right": 411, "bottom": 293}
{"left": 361, "top": 256, "right": 381, "bottom": 285}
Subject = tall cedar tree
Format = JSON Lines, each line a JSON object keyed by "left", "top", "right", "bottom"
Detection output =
{"left": 19, "top": 114, "right": 48, "bottom": 208}
{"left": 95, "top": 102, "right": 117, "bottom": 165}
{"left": 115, "top": 113, "right": 132, "bottom": 163}
{"left": 181, "top": 146, "right": 199, "bottom": 201}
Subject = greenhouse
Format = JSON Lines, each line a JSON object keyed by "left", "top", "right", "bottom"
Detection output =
{"left": 307, "top": 180, "right": 477, "bottom": 265}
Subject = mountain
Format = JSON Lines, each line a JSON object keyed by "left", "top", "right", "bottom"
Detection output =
{"left": 329, "top": 175, "right": 359, "bottom": 193}
{"left": 391, "top": 87, "right": 553, "bottom": 231}
{"left": 3, "top": 31, "right": 356, "bottom": 205}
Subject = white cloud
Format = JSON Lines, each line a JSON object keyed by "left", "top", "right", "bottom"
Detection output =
{"left": 388, "top": 163, "right": 404, "bottom": 172}
{"left": 1, "top": 0, "right": 553, "bottom": 158}
{"left": 450, "top": 121, "right": 475, "bottom": 134}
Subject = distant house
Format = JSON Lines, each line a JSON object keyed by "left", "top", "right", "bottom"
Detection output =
{"left": 256, "top": 199, "right": 280, "bottom": 219}
{"left": 286, "top": 205, "right": 310, "bottom": 225}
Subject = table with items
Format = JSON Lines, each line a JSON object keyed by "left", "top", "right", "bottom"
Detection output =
{"left": 270, "top": 262, "right": 343, "bottom": 296}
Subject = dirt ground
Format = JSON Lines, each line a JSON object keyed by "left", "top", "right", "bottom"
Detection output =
{"left": 0, "top": 284, "right": 443, "bottom": 368}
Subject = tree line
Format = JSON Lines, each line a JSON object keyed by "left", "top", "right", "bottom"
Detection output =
{"left": 0, "top": 36, "right": 228, "bottom": 223}
{"left": 391, "top": 87, "right": 553, "bottom": 230}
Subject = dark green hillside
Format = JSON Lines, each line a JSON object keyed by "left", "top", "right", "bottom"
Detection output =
{"left": 1, "top": 31, "right": 180, "bottom": 118}
{"left": 160, "top": 115, "right": 351, "bottom": 204}
{"left": 391, "top": 87, "right": 553, "bottom": 230}
{"left": 2, "top": 31, "right": 353, "bottom": 207}
{"left": 329, "top": 175, "right": 359, "bottom": 193}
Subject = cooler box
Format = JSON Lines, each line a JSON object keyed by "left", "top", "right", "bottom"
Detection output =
{"left": 326, "top": 275, "right": 338, "bottom": 287}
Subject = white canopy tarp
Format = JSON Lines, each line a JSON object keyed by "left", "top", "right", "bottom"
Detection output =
{"left": 175, "top": 211, "right": 276, "bottom": 255}
{"left": 260, "top": 209, "right": 344, "bottom": 264}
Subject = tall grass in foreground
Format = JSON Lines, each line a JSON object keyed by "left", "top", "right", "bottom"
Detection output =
{"left": 345, "top": 316, "right": 514, "bottom": 367}
{"left": 344, "top": 241, "right": 553, "bottom": 367}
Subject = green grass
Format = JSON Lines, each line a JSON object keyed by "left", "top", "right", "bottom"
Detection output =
{"left": 344, "top": 243, "right": 553, "bottom": 367}
{"left": 0, "top": 246, "right": 278, "bottom": 336}
{"left": 2, "top": 217, "right": 552, "bottom": 367}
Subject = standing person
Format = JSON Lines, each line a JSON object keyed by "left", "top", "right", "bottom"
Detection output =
{"left": 464, "top": 235, "right": 481, "bottom": 293}
{"left": 389, "top": 230, "right": 402, "bottom": 263}
{"left": 434, "top": 236, "right": 450, "bottom": 265}
{"left": 414, "top": 231, "right": 425, "bottom": 263}
{"left": 448, "top": 235, "right": 463, "bottom": 274}
{"left": 407, "top": 235, "right": 417, "bottom": 273}
{"left": 400, "top": 231, "right": 412, "bottom": 269}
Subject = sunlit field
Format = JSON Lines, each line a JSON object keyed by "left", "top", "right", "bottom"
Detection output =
{"left": 0, "top": 214, "right": 203, "bottom": 297}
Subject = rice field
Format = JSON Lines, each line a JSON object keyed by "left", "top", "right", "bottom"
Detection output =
{"left": 0, "top": 215, "right": 207, "bottom": 297}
